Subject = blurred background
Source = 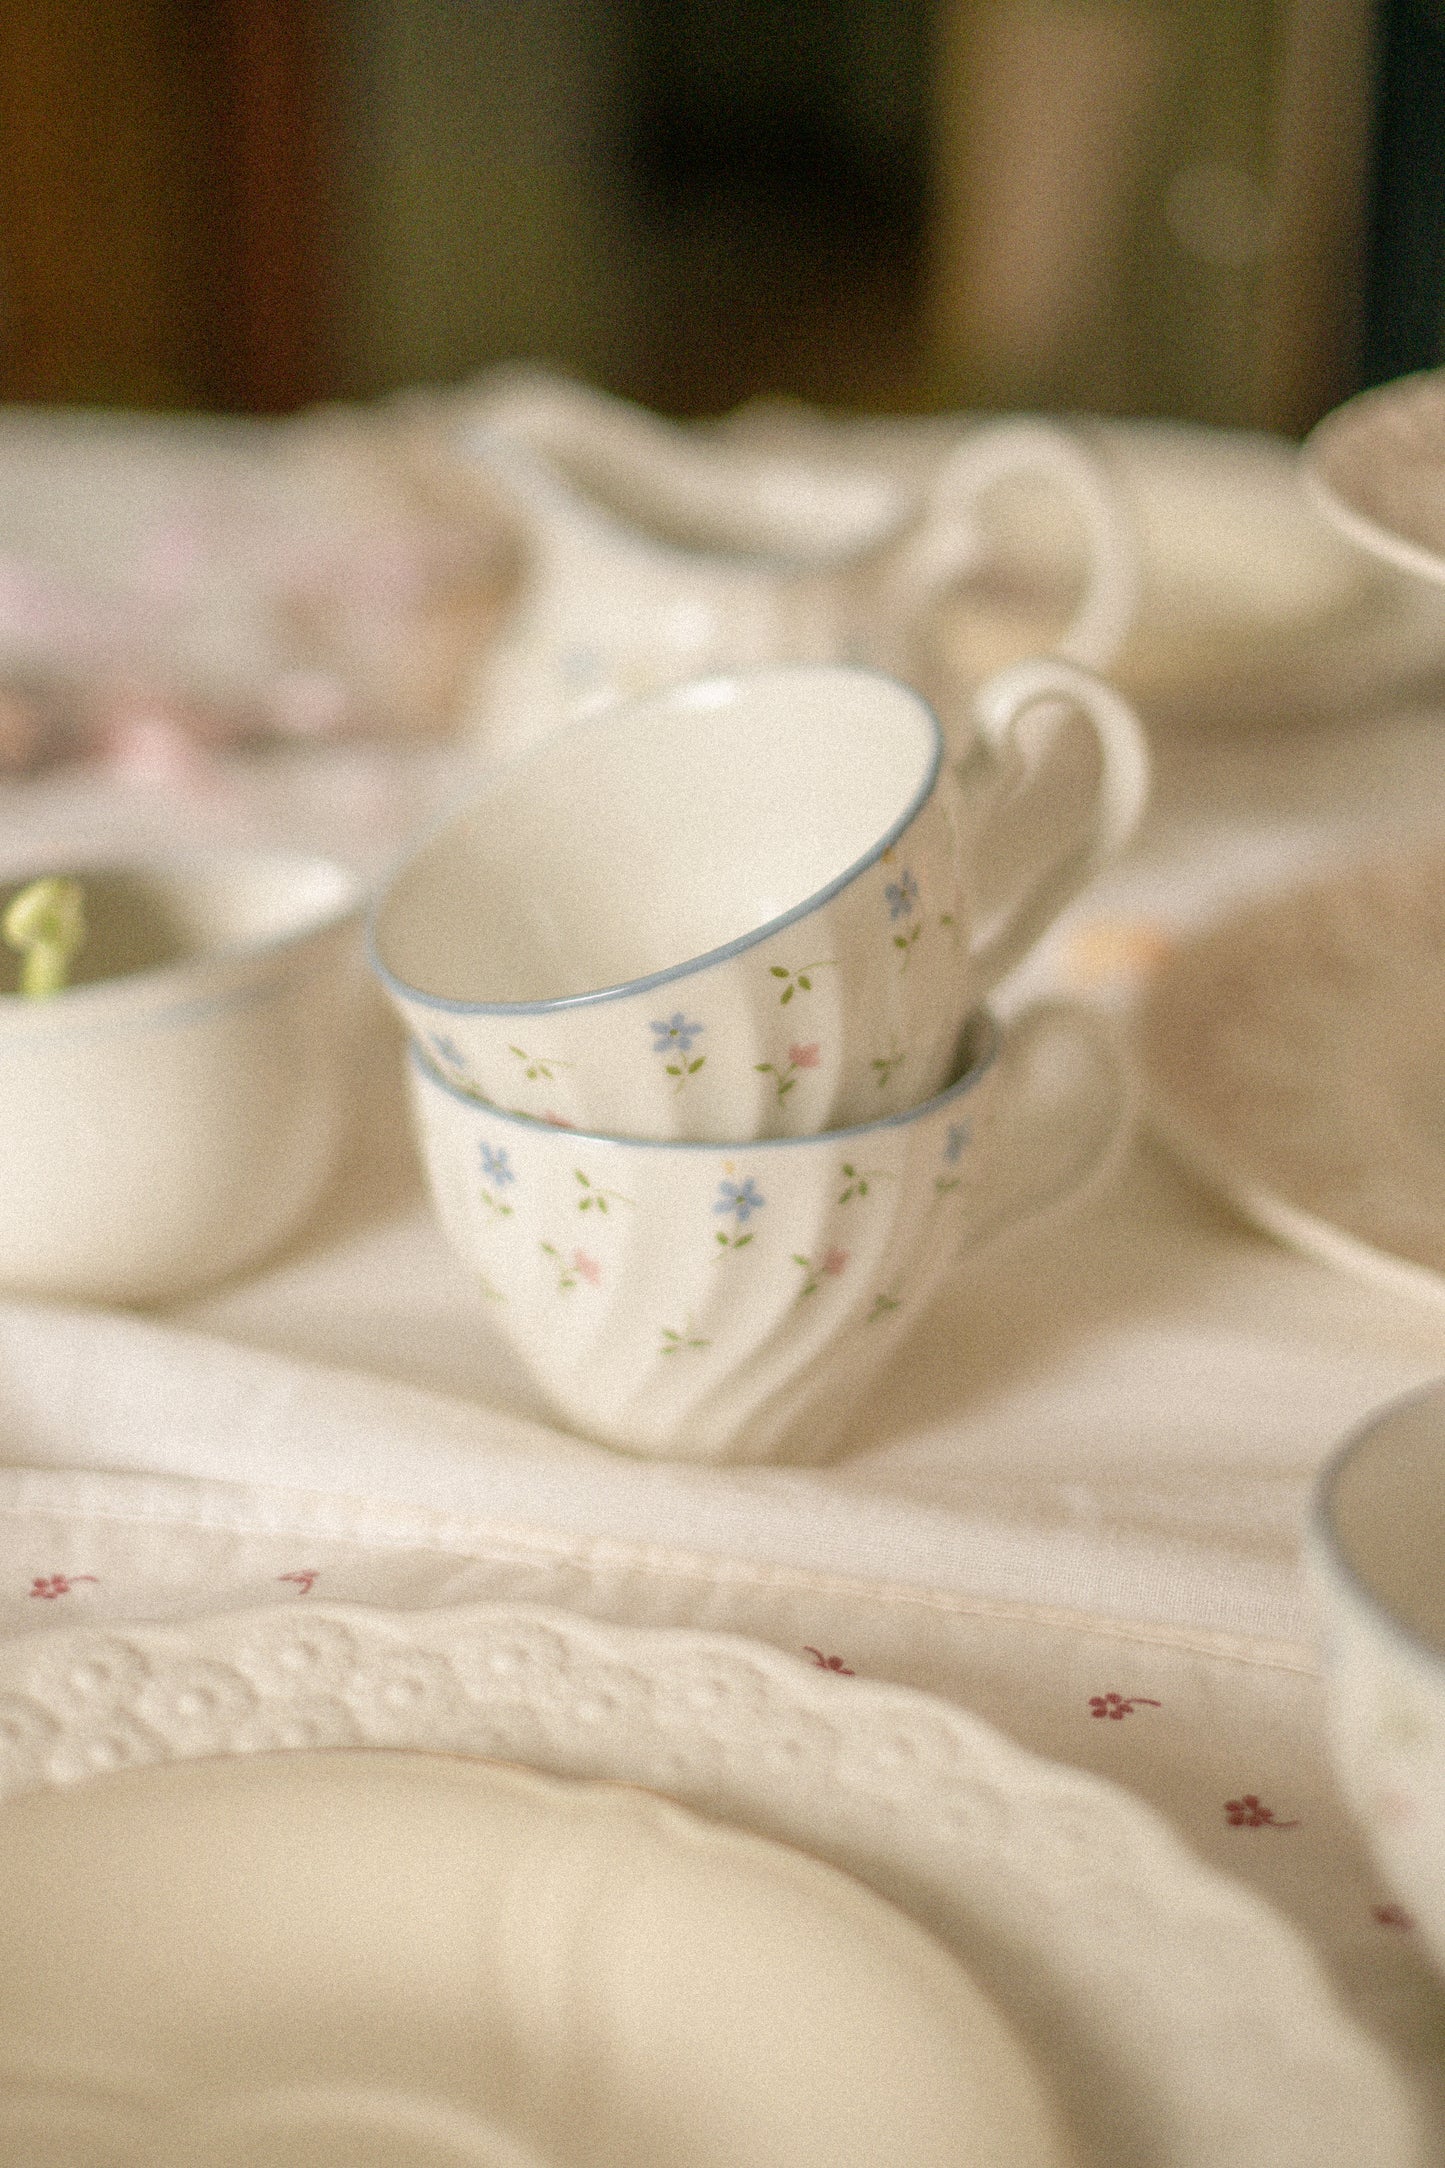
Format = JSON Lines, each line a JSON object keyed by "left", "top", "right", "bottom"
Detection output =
{"left": 0, "top": 0, "right": 1437, "bottom": 437}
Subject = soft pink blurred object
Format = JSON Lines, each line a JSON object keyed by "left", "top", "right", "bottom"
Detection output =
{"left": 0, "top": 399, "right": 517, "bottom": 773}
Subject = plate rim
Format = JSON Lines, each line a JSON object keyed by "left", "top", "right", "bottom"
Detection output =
{"left": 0, "top": 1597, "right": 1420, "bottom": 2168}
{"left": 1304, "top": 371, "right": 1445, "bottom": 590}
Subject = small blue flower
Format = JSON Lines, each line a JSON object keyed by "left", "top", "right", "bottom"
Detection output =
{"left": 430, "top": 1032, "right": 465, "bottom": 1073}
{"left": 944, "top": 1121, "right": 971, "bottom": 1164}
{"left": 885, "top": 868, "right": 920, "bottom": 921}
{"left": 714, "top": 1175, "right": 765, "bottom": 1224}
{"left": 652, "top": 1012, "right": 703, "bottom": 1057}
{"left": 480, "top": 1142, "right": 515, "bottom": 1189}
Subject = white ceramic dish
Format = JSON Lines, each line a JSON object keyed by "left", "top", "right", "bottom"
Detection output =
{"left": 0, "top": 1602, "right": 1418, "bottom": 2168}
{"left": 0, "top": 849, "right": 367, "bottom": 1306}
{"left": 1304, "top": 367, "right": 1445, "bottom": 588}
{"left": 0, "top": 1748, "right": 1069, "bottom": 2168}
{"left": 372, "top": 661, "right": 1146, "bottom": 1143}
{"left": 462, "top": 368, "right": 1137, "bottom": 752}
{"left": 406, "top": 1001, "right": 1129, "bottom": 1463}
{"left": 1136, "top": 846, "right": 1445, "bottom": 1309}
{"left": 1310, "top": 1380, "right": 1445, "bottom": 1980}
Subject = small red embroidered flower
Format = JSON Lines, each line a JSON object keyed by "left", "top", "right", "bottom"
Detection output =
{"left": 1373, "top": 1903, "right": 1414, "bottom": 1929}
{"left": 543, "top": 1111, "right": 575, "bottom": 1129}
{"left": 572, "top": 1249, "right": 602, "bottom": 1286}
{"left": 278, "top": 1571, "right": 319, "bottom": 1595}
{"left": 788, "top": 1042, "right": 822, "bottom": 1070}
{"left": 821, "top": 1246, "right": 849, "bottom": 1277}
{"left": 1088, "top": 1692, "right": 1161, "bottom": 1719}
{"left": 1225, "top": 1794, "right": 1299, "bottom": 1829}
{"left": 28, "top": 1574, "right": 98, "bottom": 1600}
{"left": 803, "top": 1647, "right": 855, "bottom": 1674}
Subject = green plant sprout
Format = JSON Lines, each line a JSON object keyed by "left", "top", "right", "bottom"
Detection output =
{"left": 3, "top": 876, "right": 85, "bottom": 998}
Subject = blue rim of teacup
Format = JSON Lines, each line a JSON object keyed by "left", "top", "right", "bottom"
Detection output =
{"left": 1309, "top": 1377, "right": 1445, "bottom": 1675}
{"left": 0, "top": 849, "right": 366, "bottom": 1030}
{"left": 408, "top": 1007, "right": 999, "bottom": 1152}
{"left": 368, "top": 664, "right": 946, "bottom": 1019}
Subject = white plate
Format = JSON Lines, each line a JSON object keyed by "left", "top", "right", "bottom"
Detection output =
{"left": 0, "top": 1748, "right": 1066, "bottom": 2168}
{"left": 1138, "top": 846, "right": 1445, "bottom": 1309}
{"left": 1305, "top": 368, "right": 1445, "bottom": 588}
{"left": 0, "top": 1602, "right": 1420, "bottom": 2168}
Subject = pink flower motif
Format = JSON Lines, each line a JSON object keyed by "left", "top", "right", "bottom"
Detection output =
{"left": 279, "top": 1571, "right": 319, "bottom": 1595}
{"left": 572, "top": 1249, "right": 602, "bottom": 1286}
{"left": 1088, "top": 1692, "right": 1161, "bottom": 1719}
{"left": 821, "top": 1247, "right": 849, "bottom": 1277}
{"left": 543, "top": 1111, "right": 576, "bottom": 1129}
{"left": 804, "top": 1647, "right": 855, "bottom": 1675}
{"left": 28, "top": 1574, "right": 98, "bottom": 1600}
{"left": 1225, "top": 1794, "right": 1299, "bottom": 1829}
{"left": 1373, "top": 1903, "right": 1414, "bottom": 1929}
{"left": 788, "top": 1042, "right": 821, "bottom": 1070}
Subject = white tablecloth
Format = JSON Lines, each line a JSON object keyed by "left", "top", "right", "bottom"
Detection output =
{"left": 3, "top": 436, "right": 1445, "bottom": 2155}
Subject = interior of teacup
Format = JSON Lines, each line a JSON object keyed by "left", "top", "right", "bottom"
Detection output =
{"left": 0, "top": 853, "right": 361, "bottom": 999}
{"left": 374, "top": 666, "right": 942, "bottom": 1006}
{"left": 1318, "top": 1386, "right": 1445, "bottom": 1658}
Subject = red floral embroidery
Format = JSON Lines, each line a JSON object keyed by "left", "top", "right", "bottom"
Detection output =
{"left": 278, "top": 1571, "right": 319, "bottom": 1595}
{"left": 1225, "top": 1794, "right": 1299, "bottom": 1829}
{"left": 788, "top": 1042, "right": 822, "bottom": 1070}
{"left": 821, "top": 1246, "right": 849, "bottom": 1278}
{"left": 28, "top": 1574, "right": 97, "bottom": 1600}
{"left": 1373, "top": 1903, "right": 1414, "bottom": 1930}
{"left": 543, "top": 1111, "right": 575, "bottom": 1129}
{"left": 1088, "top": 1692, "right": 1161, "bottom": 1719}
{"left": 572, "top": 1249, "right": 602, "bottom": 1287}
{"left": 804, "top": 1647, "right": 855, "bottom": 1675}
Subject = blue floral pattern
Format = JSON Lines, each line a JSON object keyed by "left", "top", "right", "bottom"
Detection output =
{"left": 477, "top": 1140, "right": 516, "bottom": 1216}
{"left": 480, "top": 1143, "right": 514, "bottom": 1189}
{"left": 652, "top": 1011, "right": 706, "bottom": 1092}
{"left": 652, "top": 1013, "right": 703, "bottom": 1056}
{"left": 885, "top": 868, "right": 919, "bottom": 921}
{"left": 715, "top": 1176, "right": 765, "bottom": 1224}
{"left": 713, "top": 1172, "right": 765, "bottom": 1255}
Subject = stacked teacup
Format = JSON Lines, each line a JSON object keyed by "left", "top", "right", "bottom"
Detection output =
{"left": 370, "top": 661, "right": 1146, "bottom": 1464}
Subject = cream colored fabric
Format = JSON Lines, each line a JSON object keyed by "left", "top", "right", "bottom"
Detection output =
{"left": 3, "top": 424, "right": 1445, "bottom": 2150}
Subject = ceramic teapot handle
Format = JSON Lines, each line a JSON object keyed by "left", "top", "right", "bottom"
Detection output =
{"left": 881, "top": 419, "right": 1140, "bottom": 673}
{"left": 961, "top": 1000, "right": 1133, "bottom": 1259}
{"left": 963, "top": 657, "right": 1150, "bottom": 1002}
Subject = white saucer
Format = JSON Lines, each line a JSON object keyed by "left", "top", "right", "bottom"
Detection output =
{"left": 0, "top": 1602, "right": 1419, "bottom": 2168}
{"left": 1305, "top": 367, "right": 1445, "bottom": 587}
{"left": 1138, "top": 846, "right": 1445, "bottom": 1307}
{"left": 719, "top": 402, "right": 1445, "bottom": 726}
{"left": 0, "top": 1749, "right": 1065, "bottom": 2168}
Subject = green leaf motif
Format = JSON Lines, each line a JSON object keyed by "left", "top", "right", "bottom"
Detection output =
{"left": 660, "top": 1323, "right": 711, "bottom": 1354}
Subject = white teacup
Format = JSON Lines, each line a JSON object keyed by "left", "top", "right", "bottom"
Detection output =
{"left": 0, "top": 850, "right": 366, "bottom": 1305}
{"left": 406, "top": 1001, "right": 1130, "bottom": 1463}
{"left": 372, "top": 662, "right": 1147, "bottom": 1143}
{"left": 1310, "top": 1382, "right": 1445, "bottom": 1976}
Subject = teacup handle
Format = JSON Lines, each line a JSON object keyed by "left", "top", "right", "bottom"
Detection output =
{"left": 964, "top": 1001, "right": 1133, "bottom": 1257}
{"left": 879, "top": 418, "right": 1140, "bottom": 673}
{"left": 962, "top": 657, "right": 1150, "bottom": 1002}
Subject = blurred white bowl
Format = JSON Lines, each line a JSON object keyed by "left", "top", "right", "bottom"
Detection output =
{"left": 0, "top": 849, "right": 366, "bottom": 1305}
